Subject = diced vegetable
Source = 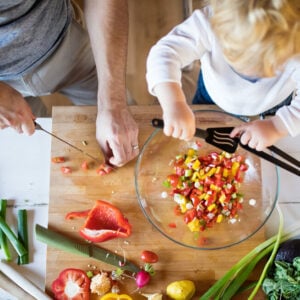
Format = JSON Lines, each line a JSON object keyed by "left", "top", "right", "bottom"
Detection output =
{"left": 51, "top": 156, "right": 66, "bottom": 163}
{"left": 61, "top": 166, "right": 72, "bottom": 174}
{"left": 164, "top": 150, "right": 248, "bottom": 232}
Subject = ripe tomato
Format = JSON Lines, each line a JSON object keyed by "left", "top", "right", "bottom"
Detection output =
{"left": 140, "top": 250, "right": 159, "bottom": 263}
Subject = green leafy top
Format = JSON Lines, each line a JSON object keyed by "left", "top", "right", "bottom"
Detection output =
{"left": 262, "top": 256, "right": 300, "bottom": 300}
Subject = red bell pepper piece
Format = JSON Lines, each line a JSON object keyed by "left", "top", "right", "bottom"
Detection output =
{"left": 67, "top": 200, "right": 132, "bottom": 243}
{"left": 51, "top": 268, "right": 90, "bottom": 300}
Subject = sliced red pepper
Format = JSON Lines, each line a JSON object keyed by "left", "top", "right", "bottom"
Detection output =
{"left": 51, "top": 268, "right": 90, "bottom": 300}
{"left": 67, "top": 200, "right": 132, "bottom": 243}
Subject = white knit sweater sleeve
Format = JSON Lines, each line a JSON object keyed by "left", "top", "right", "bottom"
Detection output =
{"left": 146, "top": 8, "right": 212, "bottom": 95}
{"left": 276, "top": 67, "right": 300, "bottom": 137}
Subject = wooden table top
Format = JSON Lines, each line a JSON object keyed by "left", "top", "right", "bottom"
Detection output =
{"left": 46, "top": 105, "right": 266, "bottom": 299}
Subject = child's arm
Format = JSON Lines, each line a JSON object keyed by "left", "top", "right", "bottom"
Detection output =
{"left": 230, "top": 116, "right": 288, "bottom": 151}
{"left": 153, "top": 82, "right": 195, "bottom": 141}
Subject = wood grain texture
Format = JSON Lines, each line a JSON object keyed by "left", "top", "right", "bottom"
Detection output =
{"left": 46, "top": 105, "right": 267, "bottom": 299}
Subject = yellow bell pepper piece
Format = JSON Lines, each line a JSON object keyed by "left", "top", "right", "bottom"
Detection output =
{"left": 187, "top": 218, "right": 200, "bottom": 232}
{"left": 100, "top": 293, "right": 133, "bottom": 300}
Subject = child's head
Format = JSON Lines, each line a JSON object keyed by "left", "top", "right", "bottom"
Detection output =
{"left": 210, "top": 0, "right": 300, "bottom": 77}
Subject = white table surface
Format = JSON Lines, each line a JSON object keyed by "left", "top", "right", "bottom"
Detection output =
{"left": 0, "top": 117, "right": 299, "bottom": 299}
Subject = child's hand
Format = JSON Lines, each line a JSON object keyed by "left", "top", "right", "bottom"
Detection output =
{"left": 163, "top": 102, "right": 195, "bottom": 140}
{"left": 230, "top": 117, "right": 288, "bottom": 151}
{"left": 153, "top": 82, "right": 195, "bottom": 141}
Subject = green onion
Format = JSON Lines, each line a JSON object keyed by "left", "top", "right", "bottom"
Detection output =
{"left": 200, "top": 206, "right": 300, "bottom": 300}
{"left": 17, "top": 209, "right": 29, "bottom": 265}
{"left": 248, "top": 206, "right": 284, "bottom": 299}
{"left": 0, "top": 215, "right": 27, "bottom": 257}
{"left": 0, "top": 199, "right": 12, "bottom": 261}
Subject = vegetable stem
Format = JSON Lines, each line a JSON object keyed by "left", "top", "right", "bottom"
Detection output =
{"left": 248, "top": 205, "right": 284, "bottom": 299}
{"left": 17, "top": 209, "right": 29, "bottom": 265}
{"left": 0, "top": 215, "right": 27, "bottom": 257}
{"left": 0, "top": 199, "right": 12, "bottom": 261}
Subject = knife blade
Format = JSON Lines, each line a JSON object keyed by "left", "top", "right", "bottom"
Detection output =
{"left": 35, "top": 224, "right": 140, "bottom": 273}
{"left": 34, "top": 121, "right": 102, "bottom": 164}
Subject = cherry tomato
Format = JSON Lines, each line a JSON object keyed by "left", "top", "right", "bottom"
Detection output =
{"left": 141, "top": 250, "right": 159, "bottom": 263}
{"left": 51, "top": 156, "right": 65, "bottom": 163}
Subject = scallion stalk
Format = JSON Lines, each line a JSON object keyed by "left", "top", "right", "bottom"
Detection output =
{"left": 17, "top": 209, "right": 29, "bottom": 265}
{"left": 200, "top": 208, "right": 300, "bottom": 300}
{"left": 248, "top": 205, "right": 284, "bottom": 299}
{"left": 0, "top": 215, "right": 27, "bottom": 257}
{"left": 0, "top": 199, "right": 12, "bottom": 261}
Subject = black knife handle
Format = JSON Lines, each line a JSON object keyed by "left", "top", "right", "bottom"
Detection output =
{"left": 152, "top": 118, "right": 164, "bottom": 129}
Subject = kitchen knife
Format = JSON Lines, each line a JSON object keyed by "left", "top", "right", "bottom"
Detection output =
{"left": 35, "top": 224, "right": 140, "bottom": 273}
{"left": 34, "top": 121, "right": 102, "bottom": 164}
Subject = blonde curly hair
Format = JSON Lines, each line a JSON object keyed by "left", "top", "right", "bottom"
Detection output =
{"left": 210, "top": 0, "right": 300, "bottom": 77}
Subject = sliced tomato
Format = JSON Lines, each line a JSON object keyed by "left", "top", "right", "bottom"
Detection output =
{"left": 81, "top": 161, "right": 89, "bottom": 170}
{"left": 96, "top": 163, "right": 113, "bottom": 175}
{"left": 52, "top": 156, "right": 66, "bottom": 163}
{"left": 51, "top": 268, "right": 90, "bottom": 300}
{"left": 67, "top": 200, "right": 132, "bottom": 243}
{"left": 61, "top": 166, "right": 72, "bottom": 174}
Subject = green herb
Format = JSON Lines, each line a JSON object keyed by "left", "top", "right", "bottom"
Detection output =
{"left": 0, "top": 215, "right": 27, "bottom": 257}
{"left": 199, "top": 206, "right": 300, "bottom": 300}
{"left": 17, "top": 209, "right": 29, "bottom": 264}
{"left": 0, "top": 199, "right": 12, "bottom": 261}
{"left": 262, "top": 257, "right": 300, "bottom": 299}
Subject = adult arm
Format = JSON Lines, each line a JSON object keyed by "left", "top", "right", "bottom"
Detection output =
{"left": 84, "top": 0, "right": 139, "bottom": 167}
{"left": 0, "top": 82, "right": 35, "bottom": 135}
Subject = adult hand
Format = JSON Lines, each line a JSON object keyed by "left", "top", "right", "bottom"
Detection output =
{"left": 96, "top": 107, "right": 139, "bottom": 167}
{"left": 230, "top": 117, "right": 288, "bottom": 151}
{"left": 0, "top": 82, "right": 35, "bottom": 134}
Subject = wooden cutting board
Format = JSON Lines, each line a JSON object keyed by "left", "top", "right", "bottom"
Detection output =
{"left": 46, "top": 105, "right": 266, "bottom": 299}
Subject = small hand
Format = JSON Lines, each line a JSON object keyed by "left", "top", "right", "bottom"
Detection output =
{"left": 162, "top": 102, "right": 195, "bottom": 141}
{"left": 230, "top": 117, "right": 287, "bottom": 151}
{"left": 96, "top": 107, "right": 139, "bottom": 167}
{"left": 0, "top": 82, "right": 35, "bottom": 135}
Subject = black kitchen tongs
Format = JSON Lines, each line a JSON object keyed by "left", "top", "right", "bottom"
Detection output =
{"left": 152, "top": 118, "right": 300, "bottom": 177}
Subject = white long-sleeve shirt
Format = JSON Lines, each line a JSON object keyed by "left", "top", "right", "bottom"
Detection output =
{"left": 146, "top": 7, "right": 300, "bottom": 137}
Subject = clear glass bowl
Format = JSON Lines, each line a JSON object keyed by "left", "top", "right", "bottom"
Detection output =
{"left": 135, "top": 110, "right": 279, "bottom": 250}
